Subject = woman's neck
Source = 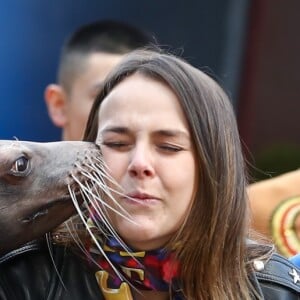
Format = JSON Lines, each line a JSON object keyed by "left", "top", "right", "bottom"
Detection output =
{"left": 132, "top": 290, "right": 169, "bottom": 300}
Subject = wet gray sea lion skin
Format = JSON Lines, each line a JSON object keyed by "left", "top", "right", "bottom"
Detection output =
{"left": 0, "top": 140, "right": 100, "bottom": 255}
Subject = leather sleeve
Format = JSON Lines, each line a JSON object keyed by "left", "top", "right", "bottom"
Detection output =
{"left": 255, "top": 253, "right": 300, "bottom": 299}
{"left": 0, "top": 241, "right": 104, "bottom": 300}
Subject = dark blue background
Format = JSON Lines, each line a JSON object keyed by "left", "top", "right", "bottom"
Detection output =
{"left": 0, "top": 0, "right": 249, "bottom": 141}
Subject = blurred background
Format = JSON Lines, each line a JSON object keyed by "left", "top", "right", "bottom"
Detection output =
{"left": 0, "top": 0, "right": 299, "bottom": 181}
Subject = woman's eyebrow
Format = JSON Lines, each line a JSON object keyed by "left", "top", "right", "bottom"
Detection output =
{"left": 101, "top": 126, "right": 129, "bottom": 134}
{"left": 100, "top": 128, "right": 191, "bottom": 143}
{"left": 154, "top": 129, "right": 190, "bottom": 140}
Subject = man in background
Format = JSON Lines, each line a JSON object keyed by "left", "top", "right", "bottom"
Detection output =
{"left": 45, "top": 20, "right": 156, "bottom": 141}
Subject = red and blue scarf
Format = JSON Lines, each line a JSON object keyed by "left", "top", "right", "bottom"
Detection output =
{"left": 88, "top": 233, "right": 183, "bottom": 299}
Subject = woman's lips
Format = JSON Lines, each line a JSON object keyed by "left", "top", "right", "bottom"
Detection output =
{"left": 123, "top": 192, "right": 160, "bottom": 205}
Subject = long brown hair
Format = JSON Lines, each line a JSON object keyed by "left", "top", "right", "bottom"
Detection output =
{"left": 83, "top": 49, "right": 267, "bottom": 299}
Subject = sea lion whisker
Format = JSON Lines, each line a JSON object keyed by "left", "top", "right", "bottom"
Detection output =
{"left": 85, "top": 191, "right": 133, "bottom": 223}
{"left": 85, "top": 204, "right": 125, "bottom": 251}
{"left": 68, "top": 186, "right": 125, "bottom": 282}
{"left": 83, "top": 160, "right": 123, "bottom": 190}
{"left": 82, "top": 166, "right": 128, "bottom": 203}
{"left": 80, "top": 182, "right": 107, "bottom": 214}
{"left": 81, "top": 170, "right": 125, "bottom": 201}
{"left": 73, "top": 158, "right": 104, "bottom": 172}
{"left": 68, "top": 190, "right": 89, "bottom": 227}
{"left": 52, "top": 216, "right": 100, "bottom": 268}
{"left": 87, "top": 180, "right": 130, "bottom": 217}
{"left": 71, "top": 175, "right": 135, "bottom": 223}
{"left": 76, "top": 166, "right": 118, "bottom": 191}
{"left": 85, "top": 207, "right": 144, "bottom": 269}
{"left": 83, "top": 167, "right": 121, "bottom": 191}
{"left": 73, "top": 178, "right": 132, "bottom": 229}
{"left": 75, "top": 156, "right": 108, "bottom": 177}
{"left": 75, "top": 161, "right": 103, "bottom": 175}
{"left": 81, "top": 192, "right": 135, "bottom": 262}
{"left": 83, "top": 183, "right": 140, "bottom": 256}
{"left": 64, "top": 219, "right": 92, "bottom": 255}
{"left": 88, "top": 155, "right": 106, "bottom": 167}
{"left": 71, "top": 176, "right": 132, "bottom": 255}
{"left": 85, "top": 153, "right": 104, "bottom": 163}
{"left": 45, "top": 233, "right": 68, "bottom": 291}
{"left": 79, "top": 169, "right": 109, "bottom": 189}
{"left": 82, "top": 188, "right": 130, "bottom": 252}
{"left": 74, "top": 165, "right": 107, "bottom": 185}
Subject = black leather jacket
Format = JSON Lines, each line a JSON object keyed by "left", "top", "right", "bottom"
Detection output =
{"left": 0, "top": 240, "right": 299, "bottom": 299}
{"left": 0, "top": 240, "right": 103, "bottom": 300}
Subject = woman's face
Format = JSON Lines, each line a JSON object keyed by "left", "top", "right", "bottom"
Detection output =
{"left": 96, "top": 73, "right": 197, "bottom": 250}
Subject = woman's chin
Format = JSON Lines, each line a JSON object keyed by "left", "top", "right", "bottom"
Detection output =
{"left": 119, "top": 227, "right": 171, "bottom": 251}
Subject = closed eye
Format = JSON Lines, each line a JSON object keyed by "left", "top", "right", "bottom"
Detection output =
{"left": 102, "top": 141, "right": 131, "bottom": 150}
{"left": 158, "top": 144, "right": 183, "bottom": 153}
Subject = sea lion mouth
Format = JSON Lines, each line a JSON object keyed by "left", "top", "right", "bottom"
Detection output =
{"left": 22, "top": 207, "right": 49, "bottom": 223}
{"left": 20, "top": 193, "right": 82, "bottom": 224}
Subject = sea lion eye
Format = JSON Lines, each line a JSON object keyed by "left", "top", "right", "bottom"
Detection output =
{"left": 11, "top": 156, "right": 30, "bottom": 175}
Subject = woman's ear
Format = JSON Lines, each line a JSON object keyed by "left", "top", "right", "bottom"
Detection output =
{"left": 44, "top": 84, "right": 68, "bottom": 128}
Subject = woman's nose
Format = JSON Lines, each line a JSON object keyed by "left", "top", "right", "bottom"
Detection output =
{"left": 128, "top": 146, "right": 155, "bottom": 179}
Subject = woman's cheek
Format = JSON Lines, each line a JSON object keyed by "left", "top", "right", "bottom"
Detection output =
{"left": 102, "top": 151, "right": 127, "bottom": 180}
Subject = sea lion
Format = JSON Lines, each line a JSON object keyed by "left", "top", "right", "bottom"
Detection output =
{"left": 0, "top": 140, "right": 102, "bottom": 255}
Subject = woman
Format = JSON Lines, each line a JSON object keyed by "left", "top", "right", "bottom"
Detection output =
{"left": 1, "top": 50, "right": 299, "bottom": 299}
{"left": 81, "top": 49, "right": 300, "bottom": 299}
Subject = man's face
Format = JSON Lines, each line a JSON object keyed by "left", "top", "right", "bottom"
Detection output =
{"left": 63, "top": 52, "right": 123, "bottom": 141}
